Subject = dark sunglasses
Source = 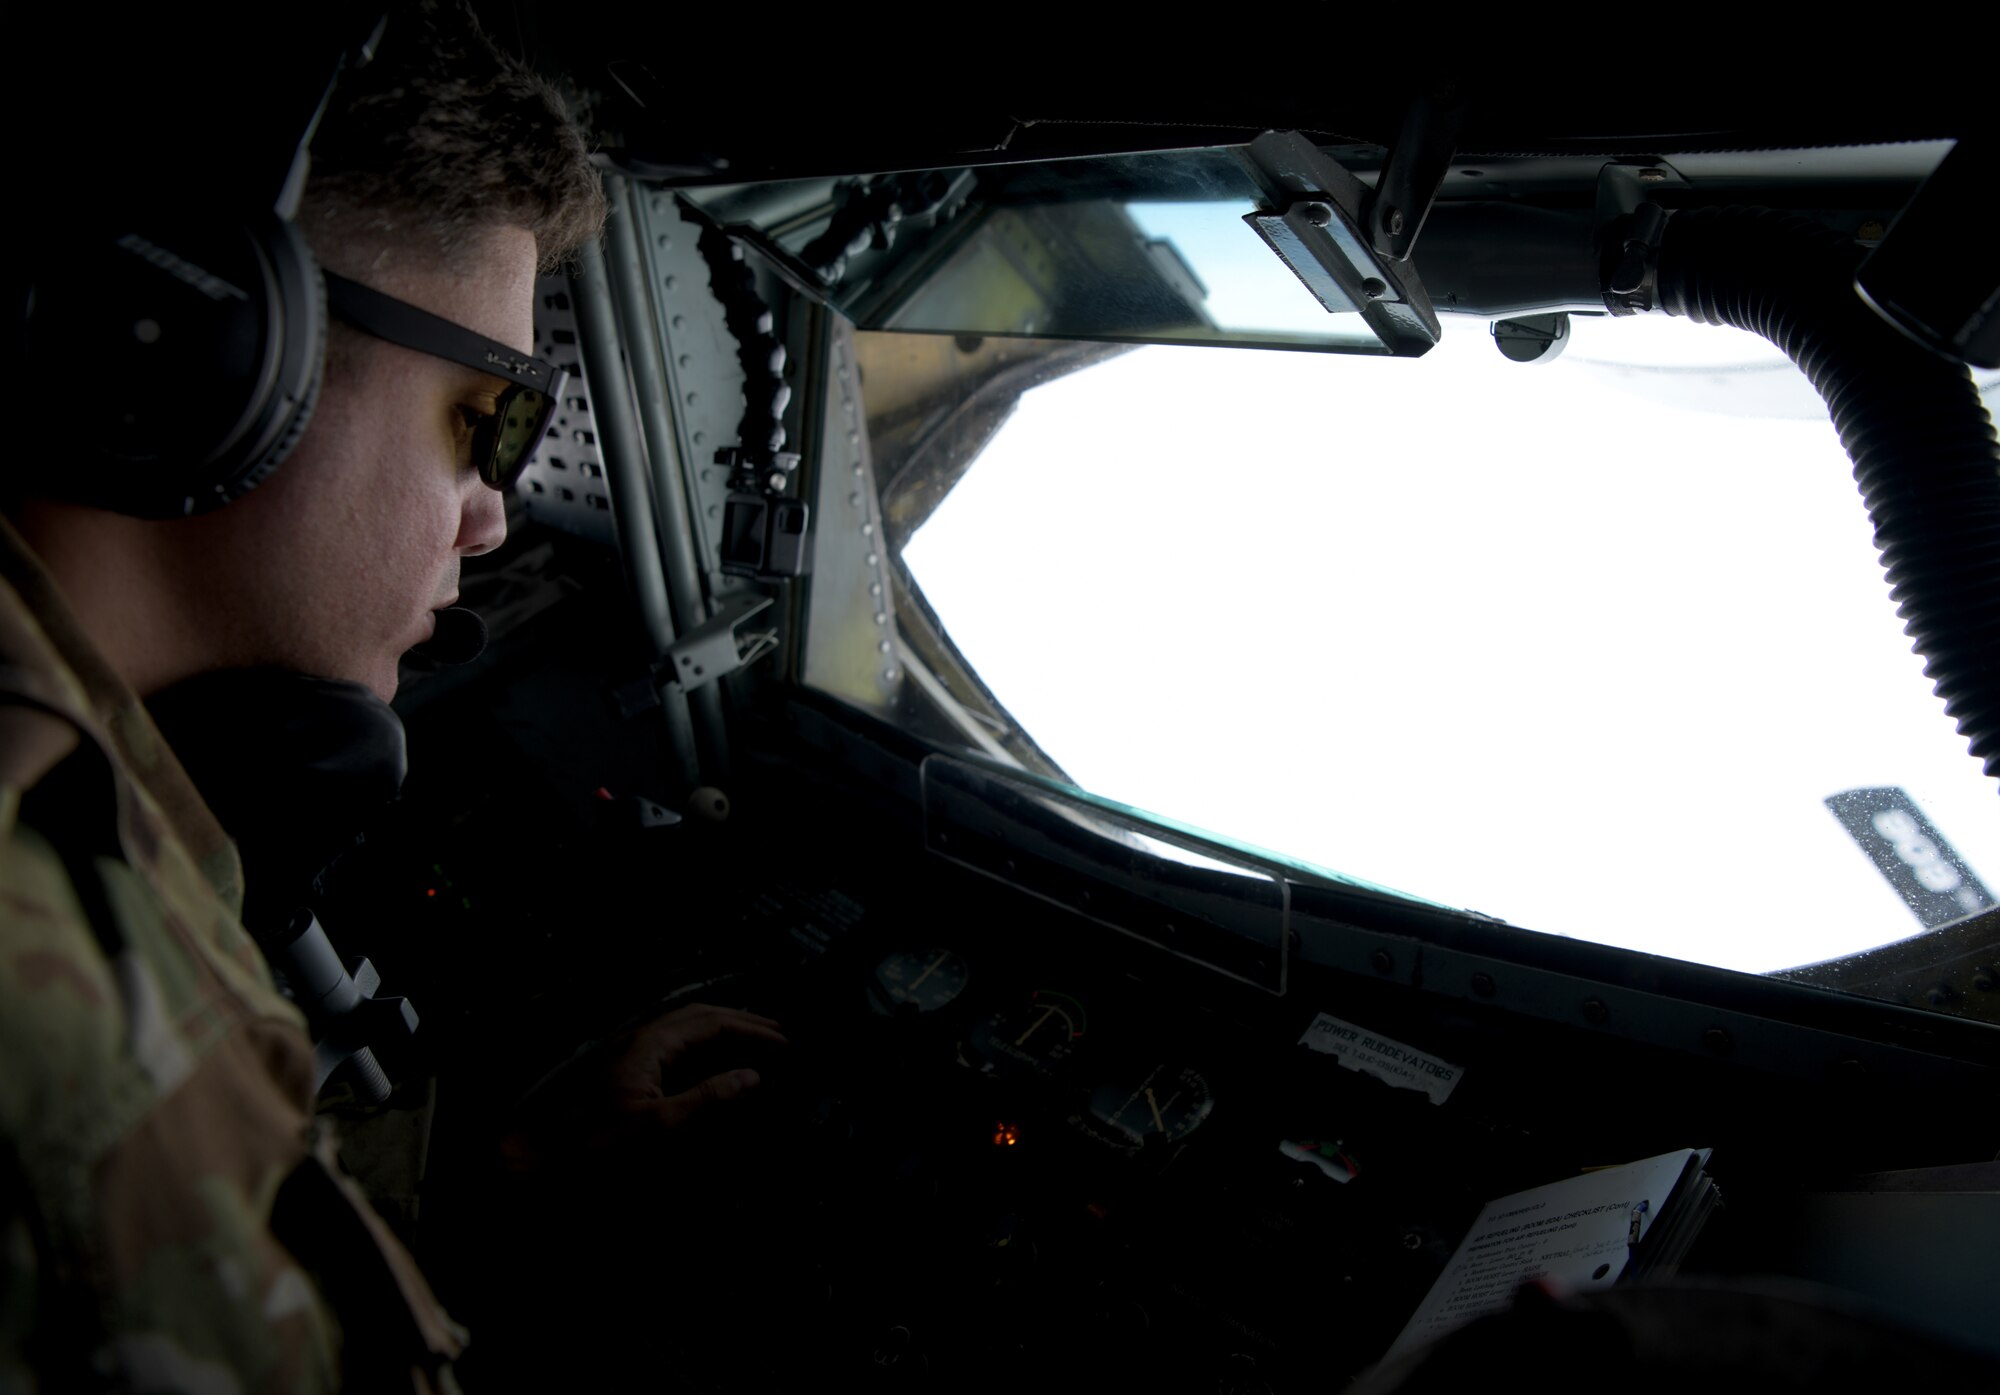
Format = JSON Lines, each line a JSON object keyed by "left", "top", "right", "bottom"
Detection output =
{"left": 322, "top": 271, "right": 568, "bottom": 491}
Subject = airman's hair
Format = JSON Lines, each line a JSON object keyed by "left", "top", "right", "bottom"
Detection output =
{"left": 298, "top": 2, "right": 607, "bottom": 276}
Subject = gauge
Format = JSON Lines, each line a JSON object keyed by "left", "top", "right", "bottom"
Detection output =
{"left": 966, "top": 990, "right": 1086, "bottom": 1079}
{"left": 868, "top": 948, "right": 970, "bottom": 1016}
{"left": 1088, "top": 1064, "right": 1213, "bottom": 1145}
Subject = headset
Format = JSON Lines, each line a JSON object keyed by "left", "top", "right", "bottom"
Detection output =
{"left": 21, "top": 16, "right": 385, "bottom": 520}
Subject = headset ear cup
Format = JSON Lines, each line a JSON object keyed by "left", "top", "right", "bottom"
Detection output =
{"left": 211, "top": 216, "right": 327, "bottom": 509}
{"left": 25, "top": 212, "right": 326, "bottom": 519}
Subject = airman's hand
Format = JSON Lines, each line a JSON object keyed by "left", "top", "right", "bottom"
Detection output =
{"left": 499, "top": 1002, "right": 789, "bottom": 1173}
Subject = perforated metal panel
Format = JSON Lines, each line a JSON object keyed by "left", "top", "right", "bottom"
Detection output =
{"left": 515, "top": 275, "right": 616, "bottom": 547}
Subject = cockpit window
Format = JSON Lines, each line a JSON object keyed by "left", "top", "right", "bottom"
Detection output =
{"left": 822, "top": 314, "right": 1997, "bottom": 980}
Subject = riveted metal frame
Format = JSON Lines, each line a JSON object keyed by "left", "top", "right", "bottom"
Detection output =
{"left": 799, "top": 317, "right": 904, "bottom": 718}
{"left": 514, "top": 273, "right": 616, "bottom": 547}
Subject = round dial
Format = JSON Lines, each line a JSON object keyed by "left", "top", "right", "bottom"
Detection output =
{"left": 869, "top": 948, "right": 970, "bottom": 1016}
{"left": 966, "top": 991, "right": 1086, "bottom": 1079}
{"left": 1088, "top": 1064, "right": 1212, "bottom": 1145}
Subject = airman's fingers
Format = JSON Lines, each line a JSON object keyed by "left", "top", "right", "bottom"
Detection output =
{"left": 660, "top": 1001, "right": 783, "bottom": 1028}
{"left": 650, "top": 1068, "right": 762, "bottom": 1131}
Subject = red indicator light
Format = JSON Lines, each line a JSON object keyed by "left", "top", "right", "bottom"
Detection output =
{"left": 426, "top": 888, "right": 436, "bottom": 898}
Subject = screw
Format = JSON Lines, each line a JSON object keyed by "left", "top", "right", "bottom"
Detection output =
{"left": 1385, "top": 206, "right": 1406, "bottom": 236}
{"left": 1637, "top": 167, "right": 1668, "bottom": 183}
{"left": 1299, "top": 202, "right": 1334, "bottom": 227}
{"left": 1370, "top": 950, "right": 1394, "bottom": 974}
{"left": 1857, "top": 219, "right": 1887, "bottom": 242}
{"left": 1401, "top": 1232, "right": 1423, "bottom": 1251}
{"left": 1361, "top": 278, "right": 1388, "bottom": 300}
{"left": 1702, "top": 1027, "right": 1733, "bottom": 1056}
{"left": 1926, "top": 983, "right": 1953, "bottom": 1007}
{"left": 1968, "top": 966, "right": 1995, "bottom": 992}
{"left": 767, "top": 471, "right": 788, "bottom": 492}
{"left": 1582, "top": 998, "right": 1609, "bottom": 1026}
{"left": 132, "top": 319, "right": 162, "bottom": 344}
{"left": 1470, "top": 973, "right": 1496, "bottom": 998}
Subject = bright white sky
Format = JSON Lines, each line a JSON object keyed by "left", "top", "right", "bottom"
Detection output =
{"left": 900, "top": 298, "right": 1999, "bottom": 975}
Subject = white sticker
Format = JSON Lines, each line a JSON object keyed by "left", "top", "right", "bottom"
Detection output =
{"left": 1298, "top": 1012, "right": 1464, "bottom": 1105}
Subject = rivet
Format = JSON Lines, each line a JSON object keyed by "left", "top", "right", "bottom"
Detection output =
{"left": 671, "top": 315, "right": 685, "bottom": 330}
{"left": 1369, "top": 949, "right": 1394, "bottom": 974}
{"left": 1637, "top": 167, "right": 1668, "bottom": 183}
{"left": 1385, "top": 206, "right": 1405, "bottom": 236}
{"left": 1401, "top": 1232, "right": 1423, "bottom": 1251}
{"left": 1300, "top": 202, "right": 1333, "bottom": 227}
{"left": 662, "top": 274, "right": 677, "bottom": 290}
{"left": 874, "top": 613, "right": 887, "bottom": 625}
{"left": 853, "top": 463, "right": 865, "bottom": 476}
{"left": 133, "top": 319, "right": 162, "bottom": 344}
{"left": 879, "top": 640, "right": 892, "bottom": 654}
{"left": 1857, "top": 219, "right": 1888, "bottom": 242}
{"left": 1362, "top": 278, "right": 1388, "bottom": 300}
{"left": 860, "top": 523, "right": 873, "bottom": 536}
{"left": 1582, "top": 998, "right": 1609, "bottom": 1026}
{"left": 884, "top": 667, "right": 900, "bottom": 681}
{"left": 708, "top": 505, "right": 719, "bottom": 518}
{"left": 1702, "top": 1027, "right": 1733, "bottom": 1056}
{"left": 869, "top": 583, "right": 882, "bottom": 597}
{"left": 848, "top": 431, "right": 860, "bottom": 445}
{"left": 866, "top": 553, "right": 879, "bottom": 566}
{"left": 656, "top": 234, "right": 673, "bottom": 250}
{"left": 1970, "top": 966, "right": 1996, "bottom": 992}
{"left": 1833, "top": 1057, "right": 1869, "bottom": 1081}
{"left": 1470, "top": 973, "right": 1496, "bottom": 998}
{"left": 679, "top": 354, "right": 692, "bottom": 368}
{"left": 850, "top": 493, "right": 864, "bottom": 507}
{"left": 692, "top": 432, "right": 705, "bottom": 446}
{"left": 686, "top": 391, "right": 699, "bottom": 405}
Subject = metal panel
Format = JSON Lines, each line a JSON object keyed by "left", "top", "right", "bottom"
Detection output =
{"left": 621, "top": 191, "right": 772, "bottom": 611}
{"left": 802, "top": 318, "right": 903, "bottom": 716}
{"left": 515, "top": 274, "right": 616, "bottom": 547}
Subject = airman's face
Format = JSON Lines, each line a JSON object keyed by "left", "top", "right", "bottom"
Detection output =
{"left": 178, "top": 228, "right": 533, "bottom": 700}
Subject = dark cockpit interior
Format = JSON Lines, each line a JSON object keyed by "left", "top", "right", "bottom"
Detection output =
{"left": 17, "top": 15, "right": 1998, "bottom": 1391}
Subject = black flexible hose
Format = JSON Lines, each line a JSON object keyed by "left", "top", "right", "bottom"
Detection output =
{"left": 1650, "top": 206, "right": 2000, "bottom": 784}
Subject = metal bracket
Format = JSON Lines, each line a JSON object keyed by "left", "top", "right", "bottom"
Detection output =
{"left": 1596, "top": 161, "right": 1689, "bottom": 316}
{"left": 1239, "top": 131, "right": 1441, "bottom": 356}
{"left": 1367, "top": 87, "right": 1464, "bottom": 262}
{"left": 663, "top": 591, "right": 779, "bottom": 694}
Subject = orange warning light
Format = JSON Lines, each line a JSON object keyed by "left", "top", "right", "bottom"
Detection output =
{"left": 992, "top": 1123, "right": 1020, "bottom": 1148}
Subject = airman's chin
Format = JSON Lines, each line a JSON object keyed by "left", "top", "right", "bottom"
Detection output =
{"left": 365, "top": 656, "right": 402, "bottom": 705}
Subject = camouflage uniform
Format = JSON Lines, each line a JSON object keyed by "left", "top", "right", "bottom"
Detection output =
{"left": 0, "top": 517, "right": 464, "bottom": 1393}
